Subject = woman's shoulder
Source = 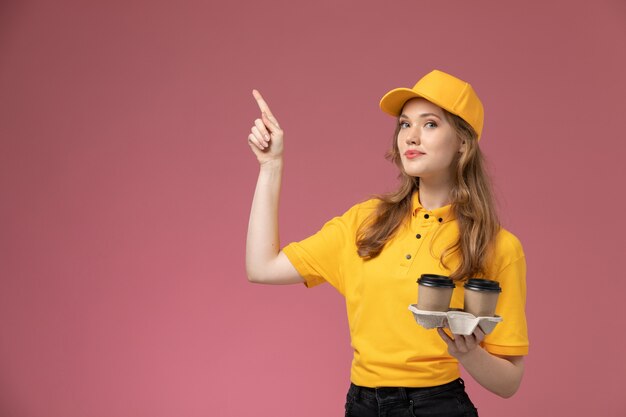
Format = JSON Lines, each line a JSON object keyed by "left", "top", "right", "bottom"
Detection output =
{"left": 340, "top": 197, "right": 380, "bottom": 214}
{"left": 493, "top": 227, "right": 525, "bottom": 263}
{"left": 354, "top": 197, "right": 382, "bottom": 211}
{"left": 334, "top": 197, "right": 381, "bottom": 225}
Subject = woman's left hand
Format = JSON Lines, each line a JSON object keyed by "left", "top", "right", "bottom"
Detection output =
{"left": 437, "top": 326, "right": 485, "bottom": 360}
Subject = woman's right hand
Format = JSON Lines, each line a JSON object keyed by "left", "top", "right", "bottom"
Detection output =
{"left": 248, "top": 89, "right": 284, "bottom": 165}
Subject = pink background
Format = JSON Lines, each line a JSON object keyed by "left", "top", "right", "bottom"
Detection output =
{"left": 1, "top": 0, "right": 625, "bottom": 416}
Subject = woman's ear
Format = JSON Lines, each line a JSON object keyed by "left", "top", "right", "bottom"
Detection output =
{"left": 459, "top": 140, "right": 466, "bottom": 154}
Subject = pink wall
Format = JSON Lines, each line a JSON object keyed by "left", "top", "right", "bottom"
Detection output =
{"left": 1, "top": 0, "right": 625, "bottom": 415}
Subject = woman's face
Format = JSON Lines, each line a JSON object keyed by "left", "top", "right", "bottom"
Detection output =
{"left": 396, "top": 98, "right": 463, "bottom": 182}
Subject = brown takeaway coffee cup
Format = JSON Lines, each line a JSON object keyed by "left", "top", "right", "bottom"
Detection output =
{"left": 463, "top": 278, "right": 502, "bottom": 317}
{"left": 416, "top": 274, "right": 455, "bottom": 312}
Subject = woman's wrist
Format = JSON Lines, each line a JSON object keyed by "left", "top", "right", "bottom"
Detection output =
{"left": 259, "top": 157, "right": 283, "bottom": 169}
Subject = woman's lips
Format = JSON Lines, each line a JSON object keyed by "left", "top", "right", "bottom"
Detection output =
{"left": 404, "top": 150, "right": 424, "bottom": 159}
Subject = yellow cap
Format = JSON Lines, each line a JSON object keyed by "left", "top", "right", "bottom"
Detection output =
{"left": 379, "top": 70, "right": 484, "bottom": 140}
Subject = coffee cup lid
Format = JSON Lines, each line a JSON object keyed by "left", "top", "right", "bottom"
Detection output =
{"left": 464, "top": 278, "right": 501, "bottom": 292}
{"left": 417, "top": 274, "right": 455, "bottom": 288}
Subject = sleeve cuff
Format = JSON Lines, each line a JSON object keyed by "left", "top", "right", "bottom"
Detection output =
{"left": 282, "top": 243, "right": 325, "bottom": 288}
{"left": 482, "top": 342, "right": 529, "bottom": 357}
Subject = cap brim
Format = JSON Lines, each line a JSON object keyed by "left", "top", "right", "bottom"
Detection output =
{"left": 379, "top": 88, "right": 426, "bottom": 117}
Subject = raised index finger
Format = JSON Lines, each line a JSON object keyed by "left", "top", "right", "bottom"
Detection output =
{"left": 252, "top": 89, "right": 275, "bottom": 118}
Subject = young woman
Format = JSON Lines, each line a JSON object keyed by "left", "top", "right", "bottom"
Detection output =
{"left": 245, "top": 70, "right": 528, "bottom": 416}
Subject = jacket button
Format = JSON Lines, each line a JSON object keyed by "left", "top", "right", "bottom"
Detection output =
{"left": 424, "top": 214, "right": 429, "bottom": 219}
{"left": 416, "top": 234, "right": 421, "bottom": 239}
{"left": 438, "top": 218, "right": 443, "bottom": 222}
{"left": 405, "top": 254, "right": 412, "bottom": 260}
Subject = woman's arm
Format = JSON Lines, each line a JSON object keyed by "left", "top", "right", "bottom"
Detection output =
{"left": 437, "top": 328, "right": 524, "bottom": 398}
{"left": 245, "top": 90, "right": 304, "bottom": 285}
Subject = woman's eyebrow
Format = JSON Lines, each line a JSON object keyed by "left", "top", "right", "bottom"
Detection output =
{"left": 399, "top": 113, "right": 442, "bottom": 120}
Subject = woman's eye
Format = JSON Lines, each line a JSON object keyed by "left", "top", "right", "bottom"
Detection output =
{"left": 399, "top": 121, "right": 410, "bottom": 128}
{"left": 425, "top": 121, "right": 437, "bottom": 128}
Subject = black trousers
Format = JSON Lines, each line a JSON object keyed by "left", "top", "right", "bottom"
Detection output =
{"left": 344, "top": 378, "right": 478, "bottom": 417}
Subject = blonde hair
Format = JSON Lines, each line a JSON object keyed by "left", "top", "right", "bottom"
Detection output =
{"left": 356, "top": 110, "right": 500, "bottom": 281}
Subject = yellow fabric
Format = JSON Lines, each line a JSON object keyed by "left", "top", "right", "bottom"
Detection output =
{"left": 282, "top": 191, "right": 529, "bottom": 388}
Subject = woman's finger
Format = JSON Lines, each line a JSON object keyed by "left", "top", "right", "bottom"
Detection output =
{"left": 251, "top": 126, "right": 268, "bottom": 149}
{"left": 262, "top": 111, "right": 281, "bottom": 129}
{"left": 252, "top": 89, "right": 276, "bottom": 119}
{"left": 254, "top": 118, "right": 271, "bottom": 144}
{"left": 453, "top": 334, "right": 468, "bottom": 352}
{"left": 473, "top": 326, "right": 486, "bottom": 343}
{"left": 437, "top": 328, "right": 454, "bottom": 346}
{"left": 248, "top": 133, "right": 265, "bottom": 151}
{"left": 457, "top": 333, "right": 480, "bottom": 352}
{"left": 464, "top": 334, "right": 477, "bottom": 351}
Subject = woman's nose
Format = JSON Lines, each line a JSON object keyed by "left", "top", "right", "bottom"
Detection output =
{"left": 405, "top": 130, "right": 420, "bottom": 145}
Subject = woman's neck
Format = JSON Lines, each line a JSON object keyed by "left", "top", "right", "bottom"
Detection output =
{"left": 417, "top": 178, "right": 453, "bottom": 210}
